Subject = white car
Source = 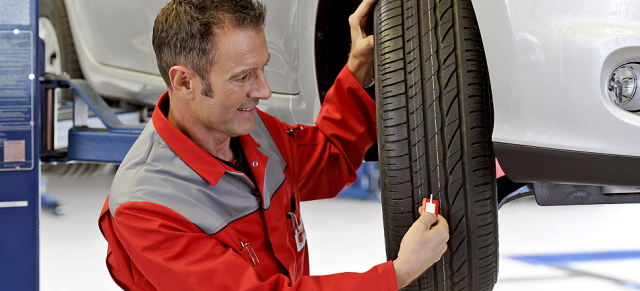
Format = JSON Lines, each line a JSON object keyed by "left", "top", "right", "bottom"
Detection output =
{"left": 39, "top": 0, "right": 640, "bottom": 290}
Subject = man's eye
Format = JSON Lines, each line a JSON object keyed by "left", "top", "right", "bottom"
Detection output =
{"left": 239, "top": 74, "right": 250, "bottom": 83}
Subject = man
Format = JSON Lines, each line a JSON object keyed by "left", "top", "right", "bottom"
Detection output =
{"left": 99, "top": 0, "right": 449, "bottom": 290}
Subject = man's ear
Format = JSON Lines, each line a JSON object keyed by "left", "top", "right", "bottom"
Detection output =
{"left": 168, "top": 66, "right": 195, "bottom": 97}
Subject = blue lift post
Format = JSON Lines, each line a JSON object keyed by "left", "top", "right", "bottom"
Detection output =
{"left": 0, "top": 0, "right": 40, "bottom": 290}
{"left": 1, "top": 2, "right": 144, "bottom": 289}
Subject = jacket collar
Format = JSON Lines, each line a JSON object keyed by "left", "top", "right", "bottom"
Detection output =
{"left": 152, "top": 92, "right": 262, "bottom": 187}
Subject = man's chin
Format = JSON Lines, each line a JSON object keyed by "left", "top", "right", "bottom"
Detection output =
{"left": 233, "top": 122, "right": 256, "bottom": 137}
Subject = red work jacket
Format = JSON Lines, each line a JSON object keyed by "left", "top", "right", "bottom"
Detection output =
{"left": 99, "top": 65, "right": 397, "bottom": 290}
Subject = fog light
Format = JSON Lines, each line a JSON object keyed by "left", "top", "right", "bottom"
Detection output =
{"left": 608, "top": 63, "right": 640, "bottom": 111}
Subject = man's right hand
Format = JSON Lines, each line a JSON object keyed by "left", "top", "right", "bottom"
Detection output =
{"left": 393, "top": 212, "right": 450, "bottom": 288}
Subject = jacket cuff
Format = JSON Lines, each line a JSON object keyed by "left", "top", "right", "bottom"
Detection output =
{"left": 339, "top": 64, "right": 375, "bottom": 101}
{"left": 384, "top": 260, "right": 399, "bottom": 290}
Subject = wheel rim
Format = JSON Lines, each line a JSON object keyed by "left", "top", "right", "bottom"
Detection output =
{"left": 38, "top": 17, "right": 62, "bottom": 75}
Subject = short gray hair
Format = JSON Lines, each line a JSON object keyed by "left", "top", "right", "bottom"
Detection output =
{"left": 152, "top": 0, "right": 267, "bottom": 89}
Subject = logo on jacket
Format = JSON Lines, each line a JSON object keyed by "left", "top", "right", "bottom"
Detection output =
{"left": 287, "top": 212, "right": 307, "bottom": 252}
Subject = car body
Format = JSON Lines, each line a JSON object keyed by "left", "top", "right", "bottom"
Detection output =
{"left": 59, "top": 0, "right": 325, "bottom": 126}
{"left": 44, "top": 0, "right": 640, "bottom": 191}
{"left": 473, "top": 0, "right": 640, "bottom": 190}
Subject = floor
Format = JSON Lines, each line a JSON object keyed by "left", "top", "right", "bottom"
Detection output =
{"left": 40, "top": 170, "right": 640, "bottom": 290}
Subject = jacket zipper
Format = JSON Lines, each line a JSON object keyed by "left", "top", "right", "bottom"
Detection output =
{"left": 241, "top": 242, "right": 260, "bottom": 269}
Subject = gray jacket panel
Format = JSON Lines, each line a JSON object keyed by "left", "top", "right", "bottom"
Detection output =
{"left": 109, "top": 114, "right": 286, "bottom": 235}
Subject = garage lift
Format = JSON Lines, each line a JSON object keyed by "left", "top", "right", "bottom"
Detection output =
{"left": 0, "top": 1, "right": 143, "bottom": 289}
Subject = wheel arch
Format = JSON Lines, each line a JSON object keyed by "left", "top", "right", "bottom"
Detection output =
{"left": 314, "top": 0, "right": 363, "bottom": 103}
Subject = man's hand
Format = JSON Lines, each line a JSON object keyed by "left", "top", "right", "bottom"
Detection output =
{"left": 347, "top": 0, "right": 377, "bottom": 87}
{"left": 393, "top": 212, "right": 450, "bottom": 288}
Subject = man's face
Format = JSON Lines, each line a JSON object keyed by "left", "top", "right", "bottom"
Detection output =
{"left": 191, "top": 28, "right": 271, "bottom": 138}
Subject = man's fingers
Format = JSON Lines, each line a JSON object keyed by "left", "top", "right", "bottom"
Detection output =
{"left": 349, "top": 0, "right": 378, "bottom": 36}
{"left": 418, "top": 211, "right": 438, "bottom": 228}
{"left": 432, "top": 215, "right": 450, "bottom": 245}
{"left": 347, "top": 0, "right": 377, "bottom": 86}
{"left": 437, "top": 243, "right": 448, "bottom": 257}
{"left": 352, "top": 0, "right": 377, "bottom": 23}
{"left": 355, "top": 35, "right": 374, "bottom": 51}
{"left": 433, "top": 215, "right": 449, "bottom": 231}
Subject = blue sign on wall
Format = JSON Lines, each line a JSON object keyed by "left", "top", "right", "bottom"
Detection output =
{"left": 0, "top": 30, "right": 35, "bottom": 171}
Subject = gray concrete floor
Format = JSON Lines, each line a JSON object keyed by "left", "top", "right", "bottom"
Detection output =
{"left": 40, "top": 171, "right": 640, "bottom": 290}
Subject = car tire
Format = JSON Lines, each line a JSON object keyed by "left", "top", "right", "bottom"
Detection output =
{"left": 373, "top": 0, "right": 498, "bottom": 290}
{"left": 40, "top": 0, "right": 111, "bottom": 178}
{"left": 39, "top": 0, "right": 83, "bottom": 89}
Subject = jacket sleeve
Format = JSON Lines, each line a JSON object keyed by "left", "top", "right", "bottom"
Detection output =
{"left": 261, "top": 64, "right": 377, "bottom": 201}
{"left": 110, "top": 202, "right": 397, "bottom": 291}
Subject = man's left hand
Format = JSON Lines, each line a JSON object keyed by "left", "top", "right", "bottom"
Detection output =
{"left": 347, "top": 0, "right": 377, "bottom": 88}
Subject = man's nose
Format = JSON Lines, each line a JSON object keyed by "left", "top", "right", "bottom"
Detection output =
{"left": 249, "top": 71, "right": 271, "bottom": 100}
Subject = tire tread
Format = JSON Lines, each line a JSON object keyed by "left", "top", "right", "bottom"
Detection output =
{"left": 374, "top": 1, "right": 498, "bottom": 290}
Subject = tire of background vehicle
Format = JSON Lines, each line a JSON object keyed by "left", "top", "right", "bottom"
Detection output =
{"left": 373, "top": 0, "right": 498, "bottom": 290}
{"left": 39, "top": 0, "right": 83, "bottom": 92}
{"left": 40, "top": 0, "right": 109, "bottom": 178}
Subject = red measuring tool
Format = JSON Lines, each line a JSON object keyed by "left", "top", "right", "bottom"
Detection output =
{"left": 421, "top": 194, "right": 439, "bottom": 216}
